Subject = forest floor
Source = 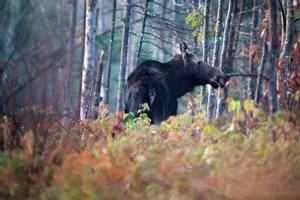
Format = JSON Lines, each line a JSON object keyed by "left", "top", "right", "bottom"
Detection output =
{"left": 1, "top": 100, "right": 300, "bottom": 200}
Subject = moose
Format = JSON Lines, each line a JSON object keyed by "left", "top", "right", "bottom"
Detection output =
{"left": 124, "top": 42, "right": 228, "bottom": 124}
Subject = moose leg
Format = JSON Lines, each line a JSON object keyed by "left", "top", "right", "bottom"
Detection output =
{"left": 169, "top": 100, "right": 178, "bottom": 116}
{"left": 151, "top": 106, "right": 165, "bottom": 124}
{"left": 150, "top": 95, "right": 170, "bottom": 124}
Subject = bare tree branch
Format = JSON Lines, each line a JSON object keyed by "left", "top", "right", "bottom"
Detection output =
{"left": 225, "top": 73, "right": 269, "bottom": 81}
{"left": 4, "top": 53, "right": 64, "bottom": 103}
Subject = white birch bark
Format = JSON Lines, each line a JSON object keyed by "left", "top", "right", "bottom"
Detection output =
{"left": 80, "top": 0, "right": 97, "bottom": 120}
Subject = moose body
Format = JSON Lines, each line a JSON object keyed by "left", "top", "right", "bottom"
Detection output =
{"left": 124, "top": 42, "right": 227, "bottom": 124}
{"left": 124, "top": 67, "right": 170, "bottom": 124}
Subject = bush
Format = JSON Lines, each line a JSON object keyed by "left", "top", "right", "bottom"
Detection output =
{"left": 0, "top": 104, "right": 300, "bottom": 199}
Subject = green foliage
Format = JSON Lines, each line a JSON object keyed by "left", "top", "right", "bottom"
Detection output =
{"left": 227, "top": 98, "right": 241, "bottom": 112}
{"left": 185, "top": 11, "right": 205, "bottom": 42}
{"left": 185, "top": 10, "right": 216, "bottom": 44}
{"left": 243, "top": 99, "right": 256, "bottom": 112}
{"left": 203, "top": 124, "right": 220, "bottom": 137}
{"left": 0, "top": 108, "right": 300, "bottom": 199}
{"left": 185, "top": 11, "right": 204, "bottom": 29}
{"left": 124, "top": 103, "right": 151, "bottom": 130}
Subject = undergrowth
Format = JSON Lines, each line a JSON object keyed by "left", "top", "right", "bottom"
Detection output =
{"left": 0, "top": 100, "right": 300, "bottom": 200}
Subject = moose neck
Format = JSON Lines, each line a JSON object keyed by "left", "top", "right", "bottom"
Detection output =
{"left": 164, "top": 55, "right": 196, "bottom": 99}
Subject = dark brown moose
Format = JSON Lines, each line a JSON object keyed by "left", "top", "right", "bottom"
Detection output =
{"left": 124, "top": 42, "right": 227, "bottom": 124}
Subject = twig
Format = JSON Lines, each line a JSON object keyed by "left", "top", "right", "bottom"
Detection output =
{"left": 237, "top": 3, "right": 264, "bottom": 15}
{"left": 225, "top": 73, "right": 269, "bottom": 81}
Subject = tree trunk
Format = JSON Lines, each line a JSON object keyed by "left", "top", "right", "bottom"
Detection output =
{"left": 126, "top": 4, "right": 137, "bottom": 78}
{"left": 37, "top": 66, "right": 48, "bottom": 108}
{"left": 93, "top": 50, "right": 104, "bottom": 119}
{"left": 200, "top": 0, "right": 210, "bottom": 109}
{"left": 255, "top": 34, "right": 268, "bottom": 105}
{"left": 226, "top": 0, "right": 238, "bottom": 76}
{"left": 267, "top": 0, "right": 279, "bottom": 114}
{"left": 159, "top": 0, "right": 167, "bottom": 61}
{"left": 64, "top": 0, "right": 77, "bottom": 115}
{"left": 77, "top": 0, "right": 87, "bottom": 119}
{"left": 202, "top": 0, "right": 210, "bottom": 63}
{"left": 280, "top": 0, "right": 287, "bottom": 51}
{"left": 136, "top": 0, "right": 150, "bottom": 63}
{"left": 278, "top": 0, "right": 294, "bottom": 109}
{"left": 80, "top": 0, "right": 97, "bottom": 120}
{"left": 247, "top": 0, "right": 259, "bottom": 100}
{"left": 24, "top": 59, "right": 34, "bottom": 111}
{"left": 103, "top": 0, "right": 117, "bottom": 106}
{"left": 216, "top": 0, "right": 235, "bottom": 118}
{"left": 232, "top": 0, "right": 245, "bottom": 57}
{"left": 206, "top": 0, "right": 224, "bottom": 121}
{"left": 116, "top": 0, "right": 132, "bottom": 112}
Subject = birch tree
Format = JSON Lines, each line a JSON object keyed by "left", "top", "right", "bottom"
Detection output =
{"left": 77, "top": 0, "right": 87, "bottom": 118}
{"left": 80, "top": 0, "right": 97, "bottom": 120}
{"left": 255, "top": 34, "right": 268, "bottom": 105}
{"left": 93, "top": 50, "right": 104, "bottom": 118}
{"left": 206, "top": 0, "right": 224, "bottom": 121}
{"left": 216, "top": 0, "right": 235, "bottom": 118}
{"left": 280, "top": 0, "right": 287, "bottom": 51}
{"left": 278, "top": 0, "right": 294, "bottom": 109}
{"left": 200, "top": 0, "right": 210, "bottom": 108}
{"left": 116, "top": 0, "right": 132, "bottom": 111}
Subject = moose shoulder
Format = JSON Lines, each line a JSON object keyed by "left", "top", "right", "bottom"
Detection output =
{"left": 124, "top": 42, "right": 227, "bottom": 124}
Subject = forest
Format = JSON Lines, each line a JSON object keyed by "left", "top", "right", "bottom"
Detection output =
{"left": 0, "top": 0, "right": 300, "bottom": 199}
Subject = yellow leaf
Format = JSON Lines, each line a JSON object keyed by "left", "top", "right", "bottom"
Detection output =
{"left": 244, "top": 100, "right": 256, "bottom": 112}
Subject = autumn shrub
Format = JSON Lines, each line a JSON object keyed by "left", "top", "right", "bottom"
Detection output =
{"left": 0, "top": 101, "right": 300, "bottom": 200}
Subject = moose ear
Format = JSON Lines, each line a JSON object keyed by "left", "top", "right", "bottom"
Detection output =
{"left": 179, "top": 42, "right": 188, "bottom": 54}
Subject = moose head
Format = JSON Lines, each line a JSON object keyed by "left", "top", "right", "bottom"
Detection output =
{"left": 179, "top": 42, "right": 227, "bottom": 88}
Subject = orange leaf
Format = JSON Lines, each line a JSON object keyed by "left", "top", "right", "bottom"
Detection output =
{"left": 289, "top": 72, "right": 299, "bottom": 88}
{"left": 115, "top": 111, "right": 124, "bottom": 118}
{"left": 226, "top": 77, "right": 238, "bottom": 86}
{"left": 21, "top": 131, "right": 34, "bottom": 163}
{"left": 292, "top": 40, "right": 300, "bottom": 57}
{"left": 277, "top": 58, "right": 288, "bottom": 70}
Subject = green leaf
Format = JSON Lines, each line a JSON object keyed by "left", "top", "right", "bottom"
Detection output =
{"left": 226, "top": 131, "right": 237, "bottom": 141}
{"left": 203, "top": 124, "right": 219, "bottom": 137}
{"left": 227, "top": 98, "right": 241, "bottom": 112}
{"left": 185, "top": 11, "right": 204, "bottom": 28}
{"left": 244, "top": 100, "right": 256, "bottom": 112}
